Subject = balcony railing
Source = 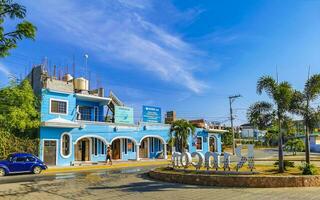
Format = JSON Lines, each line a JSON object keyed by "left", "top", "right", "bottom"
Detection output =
{"left": 76, "top": 113, "right": 112, "bottom": 123}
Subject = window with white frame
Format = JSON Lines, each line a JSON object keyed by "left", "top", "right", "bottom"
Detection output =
{"left": 50, "top": 99, "right": 67, "bottom": 114}
{"left": 196, "top": 137, "right": 202, "bottom": 150}
{"left": 61, "top": 133, "right": 70, "bottom": 156}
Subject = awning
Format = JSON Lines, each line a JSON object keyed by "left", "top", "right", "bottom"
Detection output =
{"left": 41, "top": 117, "right": 80, "bottom": 128}
{"left": 75, "top": 93, "right": 111, "bottom": 105}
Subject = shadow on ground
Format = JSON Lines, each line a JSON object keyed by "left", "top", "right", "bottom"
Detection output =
{"left": 87, "top": 173, "right": 209, "bottom": 193}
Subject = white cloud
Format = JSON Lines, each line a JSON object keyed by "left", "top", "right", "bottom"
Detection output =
{"left": 0, "top": 63, "right": 10, "bottom": 76}
{"left": 0, "top": 63, "right": 11, "bottom": 86}
{"left": 24, "top": 0, "right": 209, "bottom": 93}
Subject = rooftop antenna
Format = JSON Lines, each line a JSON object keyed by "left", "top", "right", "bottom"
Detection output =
{"left": 88, "top": 70, "right": 91, "bottom": 90}
{"left": 84, "top": 54, "right": 89, "bottom": 78}
{"left": 72, "top": 55, "right": 75, "bottom": 77}
{"left": 53, "top": 65, "right": 56, "bottom": 79}
{"left": 59, "top": 67, "right": 62, "bottom": 80}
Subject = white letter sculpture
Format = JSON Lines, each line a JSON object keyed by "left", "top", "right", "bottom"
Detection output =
{"left": 180, "top": 152, "right": 192, "bottom": 169}
{"left": 223, "top": 152, "right": 231, "bottom": 171}
{"left": 247, "top": 144, "right": 255, "bottom": 171}
{"left": 172, "top": 152, "right": 181, "bottom": 168}
{"left": 191, "top": 152, "right": 204, "bottom": 170}
{"left": 205, "top": 152, "right": 221, "bottom": 170}
{"left": 235, "top": 145, "right": 255, "bottom": 171}
{"left": 204, "top": 152, "right": 214, "bottom": 170}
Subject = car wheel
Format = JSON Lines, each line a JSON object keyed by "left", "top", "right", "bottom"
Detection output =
{"left": 33, "top": 166, "right": 42, "bottom": 174}
{"left": 0, "top": 168, "right": 6, "bottom": 177}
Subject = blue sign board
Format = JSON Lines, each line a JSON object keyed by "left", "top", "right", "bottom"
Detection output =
{"left": 114, "top": 106, "right": 134, "bottom": 124}
{"left": 142, "top": 106, "right": 161, "bottom": 123}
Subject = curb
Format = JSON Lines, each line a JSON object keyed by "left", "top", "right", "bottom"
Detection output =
{"left": 149, "top": 168, "right": 320, "bottom": 188}
{"left": 43, "top": 161, "right": 170, "bottom": 174}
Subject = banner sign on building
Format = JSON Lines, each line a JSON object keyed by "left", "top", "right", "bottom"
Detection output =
{"left": 142, "top": 106, "right": 161, "bottom": 123}
{"left": 114, "top": 106, "right": 134, "bottom": 124}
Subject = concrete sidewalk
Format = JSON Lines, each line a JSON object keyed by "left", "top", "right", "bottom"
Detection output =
{"left": 43, "top": 159, "right": 170, "bottom": 174}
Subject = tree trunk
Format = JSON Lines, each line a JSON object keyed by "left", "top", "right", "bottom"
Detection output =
{"left": 278, "top": 116, "right": 284, "bottom": 173}
{"left": 305, "top": 124, "right": 311, "bottom": 164}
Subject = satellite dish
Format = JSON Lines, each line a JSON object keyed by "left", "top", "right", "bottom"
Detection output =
{"left": 84, "top": 54, "right": 89, "bottom": 59}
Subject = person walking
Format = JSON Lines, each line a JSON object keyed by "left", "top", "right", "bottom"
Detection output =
{"left": 106, "top": 146, "right": 112, "bottom": 165}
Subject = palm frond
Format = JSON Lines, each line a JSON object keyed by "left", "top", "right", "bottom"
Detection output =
{"left": 305, "top": 74, "right": 320, "bottom": 101}
{"left": 257, "top": 76, "right": 277, "bottom": 97}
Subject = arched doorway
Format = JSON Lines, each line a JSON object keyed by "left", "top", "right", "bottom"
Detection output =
{"left": 139, "top": 138, "right": 149, "bottom": 159}
{"left": 139, "top": 136, "right": 166, "bottom": 159}
{"left": 110, "top": 137, "right": 138, "bottom": 160}
{"left": 75, "top": 138, "right": 90, "bottom": 161}
{"left": 209, "top": 136, "right": 216, "bottom": 152}
{"left": 111, "top": 139, "right": 121, "bottom": 160}
{"left": 74, "top": 136, "right": 108, "bottom": 162}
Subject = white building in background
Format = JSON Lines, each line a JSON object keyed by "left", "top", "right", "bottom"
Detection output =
{"left": 240, "top": 123, "right": 266, "bottom": 141}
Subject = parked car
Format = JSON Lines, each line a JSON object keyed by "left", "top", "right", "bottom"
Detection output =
{"left": 0, "top": 153, "right": 47, "bottom": 176}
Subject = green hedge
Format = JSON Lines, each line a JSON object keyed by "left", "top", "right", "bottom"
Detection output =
{"left": 0, "top": 129, "right": 39, "bottom": 159}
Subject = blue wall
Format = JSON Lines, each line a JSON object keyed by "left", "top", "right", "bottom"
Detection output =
{"left": 39, "top": 123, "right": 172, "bottom": 166}
{"left": 39, "top": 89, "right": 222, "bottom": 166}
{"left": 310, "top": 136, "right": 320, "bottom": 152}
{"left": 41, "top": 89, "right": 76, "bottom": 122}
{"left": 187, "top": 129, "right": 222, "bottom": 155}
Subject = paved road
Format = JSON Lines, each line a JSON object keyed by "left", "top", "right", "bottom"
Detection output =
{"left": 0, "top": 166, "right": 320, "bottom": 200}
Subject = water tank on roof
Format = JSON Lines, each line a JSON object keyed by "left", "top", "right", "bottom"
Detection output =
{"left": 74, "top": 77, "right": 89, "bottom": 91}
{"left": 62, "top": 74, "right": 73, "bottom": 82}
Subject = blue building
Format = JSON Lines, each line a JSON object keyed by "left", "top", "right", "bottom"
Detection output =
{"left": 309, "top": 134, "right": 320, "bottom": 152}
{"left": 27, "top": 66, "right": 222, "bottom": 166}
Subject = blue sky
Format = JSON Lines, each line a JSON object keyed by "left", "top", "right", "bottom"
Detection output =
{"left": 1, "top": 0, "right": 320, "bottom": 125}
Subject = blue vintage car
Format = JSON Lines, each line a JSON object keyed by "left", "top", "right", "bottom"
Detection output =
{"left": 0, "top": 153, "right": 47, "bottom": 176}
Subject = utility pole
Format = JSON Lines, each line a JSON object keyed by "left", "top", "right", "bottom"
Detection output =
{"left": 229, "top": 94, "right": 241, "bottom": 155}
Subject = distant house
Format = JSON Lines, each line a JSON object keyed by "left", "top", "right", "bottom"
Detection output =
{"left": 240, "top": 123, "right": 266, "bottom": 141}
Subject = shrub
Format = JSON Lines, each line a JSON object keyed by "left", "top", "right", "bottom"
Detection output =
{"left": 284, "top": 139, "right": 305, "bottom": 155}
{"left": 274, "top": 160, "right": 295, "bottom": 171}
{"left": 299, "top": 163, "right": 318, "bottom": 175}
{"left": 0, "top": 129, "right": 39, "bottom": 159}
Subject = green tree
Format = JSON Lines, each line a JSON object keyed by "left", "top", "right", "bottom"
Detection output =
{"left": 221, "top": 129, "right": 233, "bottom": 146}
{"left": 247, "top": 101, "right": 274, "bottom": 130}
{"left": 0, "top": 79, "right": 40, "bottom": 158}
{"left": 290, "top": 74, "right": 320, "bottom": 164}
{"left": 169, "top": 119, "right": 195, "bottom": 153}
{"left": 0, "top": 79, "right": 40, "bottom": 136}
{"left": 284, "top": 138, "right": 305, "bottom": 155}
{"left": 257, "top": 76, "right": 295, "bottom": 173}
{"left": 0, "top": 0, "right": 36, "bottom": 57}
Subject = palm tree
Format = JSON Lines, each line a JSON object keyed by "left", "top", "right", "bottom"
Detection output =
{"left": 169, "top": 119, "right": 195, "bottom": 153}
{"left": 257, "top": 76, "right": 295, "bottom": 173}
{"left": 290, "top": 74, "right": 320, "bottom": 164}
{"left": 247, "top": 101, "right": 274, "bottom": 130}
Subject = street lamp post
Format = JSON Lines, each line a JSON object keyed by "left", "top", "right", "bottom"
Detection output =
{"left": 229, "top": 94, "right": 241, "bottom": 155}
